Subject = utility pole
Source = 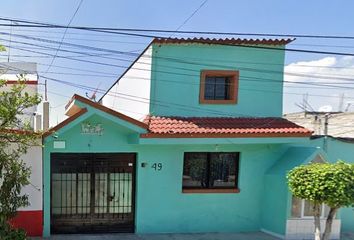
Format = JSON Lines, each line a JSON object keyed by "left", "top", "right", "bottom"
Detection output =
{"left": 338, "top": 93, "right": 344, "bottom": 112}
{"left": 323, "top": 113, "right": 330, "bottom": 152}
{"left": 7, "top": 21, "right": 13, "bottom": 62}
{"left": 44, "top": 80, "right": 48, "bottom": 101}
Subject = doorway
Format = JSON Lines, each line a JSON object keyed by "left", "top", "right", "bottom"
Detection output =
{"left": 50, "top": 153, "right": 136, "bottom": 234}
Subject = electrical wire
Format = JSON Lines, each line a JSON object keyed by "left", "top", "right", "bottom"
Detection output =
{"left": 172, "top": 0, "right": 208, "bottom": 34}
{"left": 4, "top": 31, "right": 354, "bottom": 78}
{"left": 3, "top": 36, "right": 354, "bottom": 85}
{"left": 6, "top": 43, "right": 354, "bottom": 93}
{"left": 2, "top": 16, "right": 354, "bottom": 40}
{"left": 44, "top": 0, "right": 84, "bottom": 73}
{"left": 3, "top": 18, "right": 354, "bottom": 57}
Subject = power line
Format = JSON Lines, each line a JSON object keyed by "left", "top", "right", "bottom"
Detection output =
{"left": 5, "top": 55, "right": 354, "bottom": 92}
{"left": 4, "top": 31, "right": 354, "bottom": 77}
{"left": 173, "top": 0, "right": 208, "bottom": 33}
{"left": 3, "top": 33, "right": 354, "bottom": 97}
{"left": 2, "top": 16, "right": 354, "bottom": 40}
{"left": 8, "top": 42, "right": 354, "bottom": 91}
{"left": 4, "top": 40, "right": 354, "bottom": 93}
{"left": 3, "top": 24, "right": 354, "bottom": 57}
{"left": 44, "top": 0, "right": 84, "bottom": 73}
{"left": 1, "top": 61, "right": 353, "bottom": 120}
{"left": 4, "top": 34, "right": 354, "bottom": 83}
{"left": 3, "top": 18, "right": 354, "bottom": 58}
{"left": 41, "top": 75, "right": 256, "bottom": 118}
{"left": 40, "top": 74, "right": 354, "bottom": 104}
{"left": 3, "top": 26, "right": 354, "bottom": 50}
{"left": 2, "top": 57, "right": 354, "bottom": 91}
{"left": 4, "top": 31, "right": 354, "bottom": 71}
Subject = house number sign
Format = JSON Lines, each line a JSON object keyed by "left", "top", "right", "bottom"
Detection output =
{"left": 81, "top": 122, "right": 104, "bottom": 136}
{"left": 151, "top": 163, "right": 162, "bottom": 171}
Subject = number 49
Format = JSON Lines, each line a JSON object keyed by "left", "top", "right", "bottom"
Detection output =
{"left": 152, "top": 163, "right": 162, "bottom": 171}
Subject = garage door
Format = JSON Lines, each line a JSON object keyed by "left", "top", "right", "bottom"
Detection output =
{"left": 50, "top": 153, "right": 135, "bottom": 234}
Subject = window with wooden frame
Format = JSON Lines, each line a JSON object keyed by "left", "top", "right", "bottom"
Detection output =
{"left": 182, "top": 152, "right": 240, "bottom": 193}
{"left": 199, "top": 70, "right": 239, "bottom": 104}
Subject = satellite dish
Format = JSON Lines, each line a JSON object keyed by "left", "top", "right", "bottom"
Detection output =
{"left": 318, "top": 105, "right": 333, "bottom": 112}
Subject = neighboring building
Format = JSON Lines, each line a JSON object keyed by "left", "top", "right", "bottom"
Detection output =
{"left": 285, "top": 111, "right": 354, "bottom": 235}
{"left": 0, "top": 62, "right": 43, "bottom": 236}
{"left": 0, "top": 62, "right": 39, "bottom": 127}
{"left": 284, "top": 111, "right": 354, "bottom": 138}
{"left": 42, "top": 38, "right": 348, "bottom": 239}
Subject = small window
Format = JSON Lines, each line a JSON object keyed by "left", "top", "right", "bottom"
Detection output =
{"left": 200, "top": 70, "right": 239, "bottom": 104}
{"left": 182, "top": 152, "right": 240, "bottom": 193}
{"left": 291, "top": 196, "right": 330, "bottom": 218}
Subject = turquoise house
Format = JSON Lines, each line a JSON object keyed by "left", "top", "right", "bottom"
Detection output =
{"left": 42, "top": 38, "right": 348, "bottom": 239}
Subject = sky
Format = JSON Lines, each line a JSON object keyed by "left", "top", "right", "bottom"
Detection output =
{"left": 1, "top": 0, "right": 354, "bottom": 125}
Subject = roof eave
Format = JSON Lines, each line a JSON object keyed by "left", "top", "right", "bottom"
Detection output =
{"left": 140, "top": 132, "right": 312, "bottom": 138}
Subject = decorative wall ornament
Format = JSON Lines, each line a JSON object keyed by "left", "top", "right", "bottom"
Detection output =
{"left": 81, "top": 122, "right": 104, "bottom": 136}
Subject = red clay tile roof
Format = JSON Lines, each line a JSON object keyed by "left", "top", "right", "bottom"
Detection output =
{"left": 141, "top": 116, "right": 312, "bottom": 138}
{"left": 152, "top": 37, "right": 294, "bottom": 46}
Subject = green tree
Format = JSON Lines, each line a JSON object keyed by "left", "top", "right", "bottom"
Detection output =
{"left": 287, "top": 161, "right": 354, "bottom": 240}
{"left": 0, "top": 79, "right": 41, "bottom": 239}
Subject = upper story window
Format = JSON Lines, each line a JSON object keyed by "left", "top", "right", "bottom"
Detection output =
{"left": 182, "top": 152, "right": 240, "bottom": 193}
{"left": 199, "top": 70, "right": 239, "bottom": 104}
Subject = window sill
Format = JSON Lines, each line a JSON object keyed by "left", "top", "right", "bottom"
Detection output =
{"left": 182, "top": 188, "right": 240, "bottom": 194}
{"left": 199, "top": 99, "right": 237, "bottom": 105}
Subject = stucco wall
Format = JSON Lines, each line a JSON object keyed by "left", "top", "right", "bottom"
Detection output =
{"left": 318, "top": 138, "right": 354, "bottom": 233}
{"left": 135, "top": 144, "right": 284, "bottom": 234}
{"left": 9, "top": 143, "right": 43, "bottom": 236}
{"left": 42, "top": 111, "right": 290, "bottom": 236}
{"left": 261, "top": 174, "right": 289, "bottom": 236}
{"left": 297, "top": 138, "right": 354, "bottom": 233}
{"left": 150, "top": 43, "right": 286, "bottom": 118}
{"left": 101, "top": 46, "right": 152, "bottom": 121}
{"left": 19, "top": 144, "right": 43, "bottom": 211}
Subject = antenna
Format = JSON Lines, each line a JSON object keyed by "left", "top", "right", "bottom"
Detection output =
{"left": 302, "top": 93, "right": 309, "bottom": 112}
{"left": 304, "top": 99, "right": 315, "bottom": 112}
{"left": 86, "top": 82, "right": 101, "bottom": 102}
{"left": 295, "top": 103, "right": 306, "bottom": 111}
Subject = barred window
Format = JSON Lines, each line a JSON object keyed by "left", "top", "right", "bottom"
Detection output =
{"left": 183, "top": 152, "right": 240, "bottom": 191}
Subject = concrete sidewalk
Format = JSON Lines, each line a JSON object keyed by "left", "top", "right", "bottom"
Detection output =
{"left": 30, "top": 232, "right": 354, "bottom": 240}
{"left": 31, "top": 232, "right": 280, "bottom": 240}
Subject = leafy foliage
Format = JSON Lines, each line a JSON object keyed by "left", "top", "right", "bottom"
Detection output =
{"left": 288, "top": 160, "right": 354, "bottom": 240}
{"left": 288, "top": 161, "right": 354, "bottom": 208}
{"left": 0, "top": 78, "right": 41, "bottom": 238}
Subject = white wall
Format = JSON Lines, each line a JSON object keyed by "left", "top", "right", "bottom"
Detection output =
{"left": 102, "top": 46, "right": 152, "bottom": 121}
{"left": 18, "top": 144, "right": 43, "bottom": 211}
{"left": 0, "top": 62, "right": 42, "bottom": 211}
{"left": 286, "top": 219, "right": 341, "bottom": 240}
{"left": 0, "top": 62, "right": 39, "bottom": 127}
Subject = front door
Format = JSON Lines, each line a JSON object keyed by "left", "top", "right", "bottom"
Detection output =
{"left": 50, "top": 153, "right": 135, "bottom": 234}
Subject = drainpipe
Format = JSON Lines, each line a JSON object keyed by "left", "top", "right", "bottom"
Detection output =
{"left": 43, "top": 101, "right": 49, "bottom": 131}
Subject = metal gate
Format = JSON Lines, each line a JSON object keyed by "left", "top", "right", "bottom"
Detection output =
{"left": 50, "top": 153, "right": 135, "bottom": 234}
